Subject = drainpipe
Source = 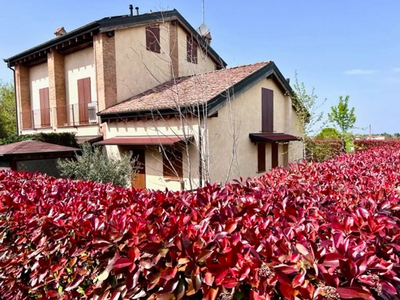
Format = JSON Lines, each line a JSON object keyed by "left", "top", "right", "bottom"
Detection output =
{"left": 198, "top": 124, "right": 203, "bottom": 188}
{"left": 6, "top": 62, "right": 19, "bottom": 136}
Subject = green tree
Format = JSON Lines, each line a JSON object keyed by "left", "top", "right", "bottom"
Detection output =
{"left": 292, "top": 72, "right": 327, "bottom": 160}
{"left": 315, "top": 127, "right": 340, "bottom": 140}
{"left": 0, "top": 81, "right": 16, "bottom": 138}
{"left": 292, "top": 72, "right": 326, "bottom": 139}
{"left": 328, "top": 95, "right": 356, "bottom": 152}
{"left": 57, "top": 143, "right": 140, "bottom": 187}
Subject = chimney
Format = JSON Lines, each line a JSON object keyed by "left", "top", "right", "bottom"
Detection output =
{"left": 129, "top": 4, "right": 133, "bottom": 16}
{"left": 135, "top": 7, "right": 139, "bottom": 15}
{"left": 54, "top": 26, "right": 67, "bottom": 37}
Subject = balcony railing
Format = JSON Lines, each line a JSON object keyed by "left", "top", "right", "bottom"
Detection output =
{"left": 56, "top": 102, "right": 98, "bottom": 127}
{"left": 20, "top": 102, "right": 98, "bottom": 130}
{"left": 20, "top": 108, "right": 52, "bottom": 130}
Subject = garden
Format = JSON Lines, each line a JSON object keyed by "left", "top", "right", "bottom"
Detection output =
{"left": 0, "top": 141, "right": 399, "bottom": 299}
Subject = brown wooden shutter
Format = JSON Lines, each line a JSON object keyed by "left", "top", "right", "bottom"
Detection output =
{"left": 271, "top": 143, "right": 278, "bottom": 168}
{"left": 163, "top": 150, "right": 183, "bottom": 179}
{"left": 261, "top": 88, "right": 273, "bottom": 132}
{"left": 146, "top": 25, "right": 160, "bottom": 53}
{"left": 39, "top": 87, "right": 50, "bottom": 127}
{"left": 257, "top": 143, "right": 266, "bottom": 172}
{"left": 187, "top": 35, "right": 198, "bottom": 64}
{"left": 77, "top": 78, "right": 91, "bottom": 124}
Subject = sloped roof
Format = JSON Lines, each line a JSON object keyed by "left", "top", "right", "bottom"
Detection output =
{"left": 99, "top": 61, "right": 294, "bottom": 120}
{"left": 0, "top": 141, "right": 79, "bottom": 156}
{"left": 4, "top": 10, "right": 226, "bottom": 69}
{"left": 99, "top": 62, "right": 269, "bottom": 116}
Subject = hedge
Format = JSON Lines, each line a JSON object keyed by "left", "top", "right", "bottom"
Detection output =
{"left": 0, "top": 145, "right": 400, "bottom": 299}
{"left": 354, "top": 139, "right": 400, "bottom": 151}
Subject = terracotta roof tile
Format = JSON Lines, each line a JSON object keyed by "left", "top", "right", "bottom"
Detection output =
{"left": 0, "top": 141, "right": 79, "bottom": 155}
{"left": 100, "top": 61, "right": 270, "bottom": 115}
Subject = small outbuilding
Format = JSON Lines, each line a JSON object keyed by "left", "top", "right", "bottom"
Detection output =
{"left": 0, "top": 140, "right": 80, "bottom": 177}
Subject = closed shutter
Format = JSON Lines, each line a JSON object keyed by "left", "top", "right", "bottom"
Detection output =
{"left": 78, "top": 78, "right": 91, "bottom": 124}
{"left": 271, "top": 143, "right": 278, "bottom": 168}
{"left": 146, "top": 25, "right": 160, "bottom": 53}
{"left": 262, "top": 88, "right": 273, "bottom": 132}
{"left": 257, "top": 143, "right": 266, "bottom": 172}
{"left": 163, "top": 149, "right": 183, "bottom": 179}
{"left": 39, "top": 87, "right": 50, "bottom": 127}
{"left": 187, "top": 35, "right": 198, "bottom": 64}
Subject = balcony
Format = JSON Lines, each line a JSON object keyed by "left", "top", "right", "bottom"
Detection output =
{"left": 20, "top": 102, "right": 98, "bottom": 130}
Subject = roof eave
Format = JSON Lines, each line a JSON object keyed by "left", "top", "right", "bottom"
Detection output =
{"left": 4, "top": 9, "right": 226, "bottom": 69}
{"left": 4, "top": 21, "right": 101, "bottom": 66}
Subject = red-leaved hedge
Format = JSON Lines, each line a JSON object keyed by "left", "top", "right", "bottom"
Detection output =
{"left": 1, "top": 146, "right": 400, "bottom": 299}
{"left": 354, "top": 139, "right": 400, "bottom": 151}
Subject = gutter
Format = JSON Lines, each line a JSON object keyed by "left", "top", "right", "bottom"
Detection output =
{"left": 6, "top": 63, "right": 19, "bottom": 136}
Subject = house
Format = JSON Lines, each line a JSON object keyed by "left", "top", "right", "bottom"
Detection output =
{"left": 97, "top": 61, "right": 303, "bottom": 190}
{"left": 4, "top": 8, "right": 225, "bottom": 139}
{"left": 4, "top": 6, "right": 303, "bottom": 190}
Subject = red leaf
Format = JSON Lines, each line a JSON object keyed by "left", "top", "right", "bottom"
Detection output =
{"left": 204, "top": 287, "right": 219, "bottom": 300}
{"left": 113, "top": 258, "right": 132, "bottom": 270}
{"left": 336, "top": 287, "right": 373, "bottom": 299}
{"left": 292, "top": 272, "right": 305, "bottom": 288}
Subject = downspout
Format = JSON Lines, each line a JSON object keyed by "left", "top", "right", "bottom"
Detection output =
{"left": 6, "top": 62, "right": 19, "bottom": 136}
{"left": 198, "top": 123, "right": 203, "bottom": 188}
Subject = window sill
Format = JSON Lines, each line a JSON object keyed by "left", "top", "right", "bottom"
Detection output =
{"left": 164, "top": 177, "right": 182, "bottom": 182}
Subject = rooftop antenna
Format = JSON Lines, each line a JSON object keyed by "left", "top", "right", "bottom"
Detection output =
{"left": 197, "top": 0, "right": 211, "bottom": 44}
{"left": 202, "top": 0, "right": 205, "bottom": 23}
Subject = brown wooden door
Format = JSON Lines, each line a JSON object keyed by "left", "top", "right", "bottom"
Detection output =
{"left": 39, "top": 88, "right": 50, "bottom": 127}
{"left": 271, "top": 143, "right": 279, "bottom": 168}
{"left": 77, "top": 78, "right": 91, "bottom": 124}
{"left": 131, "top": 150, "right": 146, "bottom": 189}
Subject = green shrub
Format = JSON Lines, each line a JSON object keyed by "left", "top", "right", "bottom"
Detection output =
{"left": 305, "top": 138, "right": 342, "bottom": 162}
{"left": 57, "top": 143, "right": 139, "bottom": 187}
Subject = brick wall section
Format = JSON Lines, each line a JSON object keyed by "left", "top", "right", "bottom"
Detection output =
{"left": 15, "top": 64, "right": 31, "bottom": 130}
{"left": 94, "top": 32, "right": 117, "bottom": 111}
{"left": 48, "top": 50, "right": 67, "bottom": 127}
{"left": 169, "top": 21, "right": 179, "bottom": 78}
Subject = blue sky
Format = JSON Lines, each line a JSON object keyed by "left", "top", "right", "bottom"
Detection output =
{"left": 1, "top": 0, "right": 399, "bottom": 134}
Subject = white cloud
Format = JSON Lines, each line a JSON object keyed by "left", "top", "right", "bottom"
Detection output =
{"left": 393, "top": 68, "right": 400, "bottom": 73}
{"left": 343, "top": 69, "right": 377, "bottom": 75}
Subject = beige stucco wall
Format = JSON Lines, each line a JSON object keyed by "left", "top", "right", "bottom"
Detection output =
{"left": 104, "top": 117, "right": 201, "bottom": 191}
{"left": 29, "top": 63, "right": 49, "bottom": 128}
{"left": 177, "top": 26, "right": 217, "bottom": 77}
{"left": 207, "top": 78, "right": 303, "bottom": 184}
{"left": 289, "top": 109, "right": 304, "bottom": 162}
{"left": 65, "top": 47, "right": 97, "bottom": 106}
{"left": 115, "top": 24, "right": 172, "bottom": 102}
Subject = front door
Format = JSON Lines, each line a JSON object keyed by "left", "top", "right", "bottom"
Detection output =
{"left": 131, "top": 149, "right": 146, "bottom": 189}
{"left": 271, "top": 143, "right": 279, "bottom": 168}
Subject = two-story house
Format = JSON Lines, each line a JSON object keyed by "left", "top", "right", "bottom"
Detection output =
{"left": 4, "top": 7, "right": 303, "bottom": 190}
{"left": 4, "top": 9, "right": 225, "bottom": 140}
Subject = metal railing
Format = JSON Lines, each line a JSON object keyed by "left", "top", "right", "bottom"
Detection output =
{"left": 20, "top": 108, "right": 52, "bottom": 130}
{"left": 57, "top": 102, "right": 98, "bottom": 127}
{"left": 20, "top": 102, "right": 98, "bottom": 129}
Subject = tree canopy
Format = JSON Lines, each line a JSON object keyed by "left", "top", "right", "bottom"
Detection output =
{"left": 328, "top": 95, "right": 356, "bottom": 151}
{"left": 315, "top": 127, "right": 340, "bottom": 140}
{"left": 0, "top": 81, "right": 16, "bottom": 139}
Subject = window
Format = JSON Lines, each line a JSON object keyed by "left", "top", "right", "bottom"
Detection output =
{"left": 146, "top": 25, "right": 161, "bottom": 53}
{"left": 39, "top": 87, "right": 50, "bottom": 127}
{"left": 261, "top": 88, "right": 273, "bottom": 132}
{"left": 163, "top": 149, "right": 183, "bottom": 179}
{"left": 257, "top": 143, "right": 266, "bottom": 172}
{"left": 187, "top": 35, "right": 198, "bottom": 64}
